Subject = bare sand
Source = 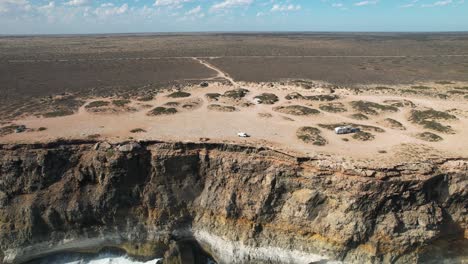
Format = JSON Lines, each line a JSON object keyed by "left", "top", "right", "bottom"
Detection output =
{"left": 1, "top": 81, "right": 467, "bottom": 165}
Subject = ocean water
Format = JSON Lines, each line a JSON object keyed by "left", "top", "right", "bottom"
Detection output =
{"left": 32, "top": 253, "right": 162, "bottom": 264}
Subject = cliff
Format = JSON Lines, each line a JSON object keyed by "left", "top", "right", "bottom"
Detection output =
{"left": 0, "top": 141, "right": 466, "bottom": 263}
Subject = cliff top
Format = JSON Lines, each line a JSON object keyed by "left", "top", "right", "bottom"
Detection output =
{"left": 1, "top": 80, "right": 467, "bottom": 166}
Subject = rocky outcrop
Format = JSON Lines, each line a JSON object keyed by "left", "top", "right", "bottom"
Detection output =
{"left": 0, "top": 141, "right": 466, "bottom": 263}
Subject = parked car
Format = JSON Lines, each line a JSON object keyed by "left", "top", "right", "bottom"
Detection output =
{"left": 334, "top": 126, "right": 360, "bottom": 134}
{"left": 237, "top": 132, "right": 250, "bottom": 137}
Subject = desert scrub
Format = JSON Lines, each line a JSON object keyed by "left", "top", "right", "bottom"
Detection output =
{"left": 42, "top": 109, "right": 75, "bottom": 118}
{"left": 374, "top": 86, "right": 395, "bottom": 91}
{"left": 205, "top": 93, "right": 222, "bottom": 101}
{"left": 319, "top": 123, "right": 385, "bottom": 133}
{"left": 447, "top": 90, "right": 466, "bottom": 95}
{"left": 223, "top": 88, "right": 249, "bottom": 99}
{"left": 273, "top": 105, "right": 320, "bottom": 116}
{"left": 167, "top": 91, "right": 191, "bottom": 98}
{"left": 319, "top": 102, "right": 347, "bottom": 113}
{"left": 130, "top": 128, "right": 146, "bottom": 133}
{"left": 285, "top": 92, "right": 304, "bottom": 100}
{"left": 383, "top": 99, "right": 415, "bottom": 108}
{"left": 454, "top": 86, "right": 468, "bottom": 91}
{"left": 349, "top": 113, "right": 369, "bottom": 120}
{"left": 0, "top": 125, "right": 22, "bottom": 136}
{"left": 86, "top": 100, "right": 110, "bottom": 108}
{"left": 434, "top": 81, "right": 454, "bottom": 85}
{"left": 87, "top": 134, "right": 101, "bottom": 139}
{"left": 254, "top": 93, "right": 279, "bottom": 104}
{"left": 437, "top": 94, "right": 448, "bottom": 99}
{"left": 416, "top": 132, "right": 443, "bottom": 142}
{"left": 411, "top": 85, "right": 432, "bottom": 90}
{"left": 296, "top": 127, "right": 327, "bottom": 146}
{"left": 137, "top": 95, "right": 154, "bottom": 101}
{"left": 207, "top": 104, "right": 237, "bottom": 112}
{"left": 37, "top": 127, "right": 47, "bottom": 131}
{"left": 401, "top": 89, "right": 418, "bottom": 94}
{"left": 350, "top": 100, "right": 398, "bottom": 115}
{"left": 382, "top": 118, "right": 406, "bottom": 130}
{"left": 164, "top": 102, "right": 180, "bottom": 106}
{"left": 352, "top": 131, "right": 375, "bottom": 141}
{"left": 112, "top": 99, "right": 131, "bottom": 107}
{"left": 148, "top": 107, "right": 178, "bottom": 116}
{"left": 305, "top": 94, "right": 339, "bottom": 101}
{"left": 409, "top": 109, "right": 457, "bottom": 134}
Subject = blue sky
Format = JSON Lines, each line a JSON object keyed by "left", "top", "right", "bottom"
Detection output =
{"left": 0, "top": 0, "right": 467, "bottom": 34}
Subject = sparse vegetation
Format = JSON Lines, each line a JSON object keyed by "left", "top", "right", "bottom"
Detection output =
{"left": 352, "top": 131, "right": 375, "bottom": 141}
{"left": 167, "top": 91, "right": 191, "bottom": 98}
{"left": 285, "top": 92, "right": 304, "bottom": 100}
{"left": 447, "top": 90, "right": 466, "bottom": 95}
{"left": 416, "top": 132, "right": 443, "bottom": 142}
{"left": 350, "top": 100, "right": 398, "bottom": 115}
{"left": 349, "top": 113, "right": 369, "bottom": 120}
{"left": 38, "top": 127, "right": 47, "bottom": 131}
{"left": 273, "top": 105, "right": 320, "bottom": 116}
{"left": 207, "top": 104, "right": 237, "bottom": 112}
{"left": 382, "top": 118, "right": 406, "bottom": 130}
{"left": 42, "top": 109, "right": 75, "bottom": 118}
{"left": 409, "top": 109, "right": 457, "bottom": 134}
{"left": 454, "top": 86, "right": 468, "bottom": 91}
{"left": 0, "top": 125, "right": 22, "bottom": 136}
{"left": 205, "top": 93, "right": 222, "bottom": 101}
{"left": 296, "top": 126, "right": 327, "bottom": 146}
{"left": 319, "top": 102, "right": 347, "bottom": 113}
{"left": 87, "top": 134, "right": 101, "bottom": 139}
{"left": 437, "top": 94, "right": 448, "bottom": 99}
{"left": 411, "top": 85, "right": 432, "bottom": 90}
{"left": 305, "top": 94, "right": 339, "bottom": 101}
{"left": 164, "top": 102, "right": 180, "bottom": 106}
{"left": 86, "top": 100, "right": 110, "bottom": 108}
{"left": 254, "top": 93, "right": 279, "bottom": 104}
{"left": 318, "top": 123, "right": 385, "bottom": 133}
{"left": 148, "top": 107, "right": 178, "bottom": 116}
{"left": 401, "top": 89, "right": 418, "bottom": 94}
{"left": 112, "top": 99, "right": 131, "bottom": 107}
{"left": 374, "top": 86, "right": 395, "bottom": 91}
{"left": 130, "top": 128, "right": 146, "bottom": 133}
{"left": 435, "top": 81, "right": 454, "bottom": 85}
{"left": 137, "top": 95, "right": 154, "bottom": 101}
{"left": 383, "top": 99, "right": 415, "bottom": 108}
{"left": 223, "top": 88, "right": 249, "bottom": 99}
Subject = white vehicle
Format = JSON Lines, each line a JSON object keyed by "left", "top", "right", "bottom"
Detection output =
{"left": 237, "top": 132, "right": 250, "bottom": 138}
{"left": 334, "top": 126, "right": 360, "bottom": 134}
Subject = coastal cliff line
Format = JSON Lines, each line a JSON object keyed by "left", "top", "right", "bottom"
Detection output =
{"left": 0, "top": 140, "right": 466, "bottom": 263}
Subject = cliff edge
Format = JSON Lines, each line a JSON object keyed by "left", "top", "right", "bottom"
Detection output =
{"left": 0, "top": 141, "right": 466, "bottom": 263}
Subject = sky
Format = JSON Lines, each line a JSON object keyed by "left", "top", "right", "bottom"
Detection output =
{"left": 0, "top": 0, "right": 467, "bottom": 34}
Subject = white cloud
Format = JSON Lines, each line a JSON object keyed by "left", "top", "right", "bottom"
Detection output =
{"left": 186, "top": 5, "right": 201, "bottom": 15}
{"left": 354, "top": 0, "right": 378, "bottom": 6}
{"left": 64, "top": 0, "right": 89, "bottom": 6}
{"left": 0, "top": 0, "right": 31, "bottom": 13}
{"left": 332, "top": 3, "right": 344, "bottom": 8}
{"left": 153, "top": 0, "right": 192, "bottom": 7}
{"left": 210, "top": 0, "right": 253, "bottom": 12}
{"left": 422, "top": 0, "right": 453, "bottom": 7}
{"left": 271, "top": 4, "right": 301, "bottom": 12}
{"left": 94, "top": 3, "right": 128, "bottom": 17}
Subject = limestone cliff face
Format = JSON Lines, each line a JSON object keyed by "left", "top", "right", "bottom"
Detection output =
{"left": 0, "top": 141, "right": 466, "bottom": 264}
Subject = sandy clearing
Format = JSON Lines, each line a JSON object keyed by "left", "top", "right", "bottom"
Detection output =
{"left": 1, "top": 82, "right": 467, "bottom": 164}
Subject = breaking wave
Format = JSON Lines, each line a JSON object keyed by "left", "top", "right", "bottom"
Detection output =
{"left": 31, "top": 252, "right": 162, "bottom": 264}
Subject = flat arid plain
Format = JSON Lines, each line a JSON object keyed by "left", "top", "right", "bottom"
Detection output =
{"left": 1, "top": 33, "right": 468, "bottom": 264}
{"left": 1, "top": 33, "right": 468, "bottom": 164}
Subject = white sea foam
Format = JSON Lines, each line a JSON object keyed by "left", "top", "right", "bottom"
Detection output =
{"left": 46, "top": 253, "right": 162, "bottom": 264}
